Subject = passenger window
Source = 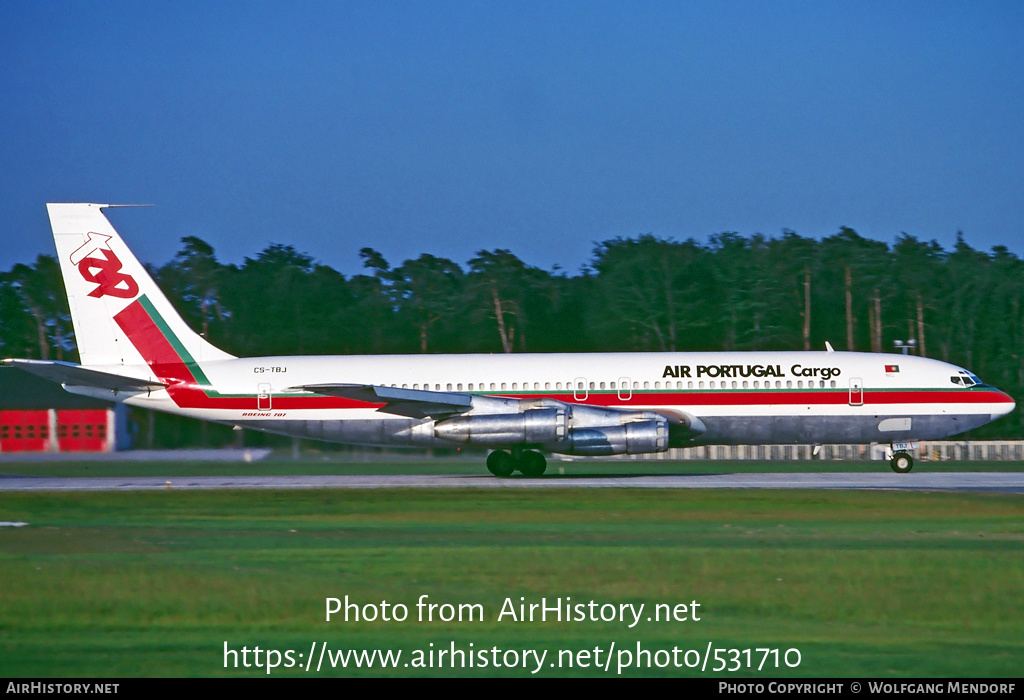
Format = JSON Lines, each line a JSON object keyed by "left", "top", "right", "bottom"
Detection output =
{"left": 699, "top": 381, "right": 705, "bottom": 389}
{"left": 544, "top": 382, "right": 550, "bottom": 390}
{"left": 501, "top": 383, "right": 507, "bottom": 390}
{"left": 556, "top": 382, "right": 562, "bottom": 390}
{"left": 743, "top": 381, "right": 749, "bottom": 389}
{"left": 688, "top": 381, "right": 694, "bottom": 389}
{"left": 732, "top": 381, "right": 738, "bottom": 389}
{"left": 786, "top": 381, "right": 792, "bottom": 388}
{"left": 654, "top": 381, "right": 660, "bottom": 389}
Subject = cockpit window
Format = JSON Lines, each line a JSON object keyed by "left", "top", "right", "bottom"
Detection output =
{"left": 954, "top": 371, "right": 981, "bottom": 387}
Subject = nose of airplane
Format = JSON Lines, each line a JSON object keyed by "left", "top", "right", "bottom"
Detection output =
{"left": 992, "top": 389, "right": 1016, "bottom": 418}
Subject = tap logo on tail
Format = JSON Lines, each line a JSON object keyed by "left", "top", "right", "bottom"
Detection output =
{"left": 69, "top": 232, "right": 139, "bottom": 299}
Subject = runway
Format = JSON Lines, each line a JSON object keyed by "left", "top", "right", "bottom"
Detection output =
{"left": 2, "top": 471, "right": 1023, "bottom": 492}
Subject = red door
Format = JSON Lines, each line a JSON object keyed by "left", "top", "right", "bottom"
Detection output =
{"left": 57, "top": 410, "right": 109, "bottom": 452}
{"left": 0, "top": 411, "right": 50, "bottom": 452}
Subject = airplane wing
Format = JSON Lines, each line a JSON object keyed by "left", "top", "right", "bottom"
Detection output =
{"left": 1, "top": 358, "right": 167, "bottom": 393}
{"left": 288, "top": 383, "right": 475, "bottom": 419}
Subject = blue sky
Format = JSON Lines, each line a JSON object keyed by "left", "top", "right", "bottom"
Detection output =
{"left": 2, "top": 1, "right": 1022, "bottom": 276}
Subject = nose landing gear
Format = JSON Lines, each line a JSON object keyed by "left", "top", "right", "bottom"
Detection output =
{"left": 890, "top": 451, "right": 914, "bottom": 473}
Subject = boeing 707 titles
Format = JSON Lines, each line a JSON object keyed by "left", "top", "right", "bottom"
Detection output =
{"left": 3, "top": 204, "right": 1015, "bottom": 475}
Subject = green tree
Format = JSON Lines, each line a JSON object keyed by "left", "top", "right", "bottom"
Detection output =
{"left": 589, "top": 235, "right": 713, "bottom": 352}
{"left": 385, "top": 254, "right": 465, "bottom": 353}
{"left": 467, "top": 249, "right": 546, "bottom": 353}
{"left": 155, "top": 236, "right": 228, "bottom": 346}
{"left": 818, "top": 227, "right": 890, "bottom": 352}
{"left": 3, "top": 256, "right": 73, "bottom": 361}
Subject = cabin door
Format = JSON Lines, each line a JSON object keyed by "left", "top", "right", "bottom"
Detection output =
{"left": 848, "top": 378, "right": 863, "bottom": 406}
{"left": 258, "top": 383, "right": 272, "bottom": 411}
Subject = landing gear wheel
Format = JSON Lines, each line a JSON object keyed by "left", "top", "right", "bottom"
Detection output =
{"left": 486, "top": 450, "right": 515, "bottom": 477}
{"left": 890, "top": 452, "right": 914, "bottom": 474}
{"left": 517, "top": 450, "right": 547, "bottom": 478}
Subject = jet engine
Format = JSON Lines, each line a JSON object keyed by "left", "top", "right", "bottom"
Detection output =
{"left": 562, "top": 419, "right": 668, "bottom": 455}
{"left": 433, "top": 408, "right": 567, "bottom": 446}
{"left": 433, "top": 402, "right": 671, "bottom": 455}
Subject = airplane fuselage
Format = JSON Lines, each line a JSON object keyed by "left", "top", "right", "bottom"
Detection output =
{"left": 68, "top": 350, "right": 1014, "bottom": 449}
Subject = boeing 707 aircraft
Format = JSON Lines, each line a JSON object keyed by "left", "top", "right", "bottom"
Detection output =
{"left": 3, "top": 204, "right": 1015, "bottom": 475}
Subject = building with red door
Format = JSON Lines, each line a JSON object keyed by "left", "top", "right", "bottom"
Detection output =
{"left": 0, "top": 369, "right": 128, "bottom": 453}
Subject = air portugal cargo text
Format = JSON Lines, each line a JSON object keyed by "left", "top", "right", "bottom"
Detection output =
{"left": 661, "top": 364, "right": 842, "bottom": 381}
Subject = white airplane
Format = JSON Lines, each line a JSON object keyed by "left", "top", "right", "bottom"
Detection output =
{"left": 3, "top": 203, "right": 1016, "bottom": 475}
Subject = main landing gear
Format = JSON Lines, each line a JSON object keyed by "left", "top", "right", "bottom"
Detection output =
{"left": 890, "top": 451, "right": 914, "bottom": 474}
{"left": 486, "top": 449, "right": 547, "bottom": 478}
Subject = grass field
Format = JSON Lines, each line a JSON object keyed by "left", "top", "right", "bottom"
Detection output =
{"left": 2, "top": 468, "right": 1023, "bottom": 677}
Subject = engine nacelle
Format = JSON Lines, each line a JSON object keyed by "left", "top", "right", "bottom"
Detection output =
{"left": 562, "top": 418, "right": 669, "bottom": 456}
{"left": 433, "top": 401, "right": 673, "bottom": 455}
{"left": 434, "top": 408, "right": 566, "bottom": 446}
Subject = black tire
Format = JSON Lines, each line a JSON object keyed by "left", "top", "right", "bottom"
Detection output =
{"left": 517, "top": 450, "right": 547, "bottom": 478}
{"left": 486, "top": 450, "right": 515, "bottom": 477}
{"left": 890, "top": 452, "right": 914, "bottom": 474}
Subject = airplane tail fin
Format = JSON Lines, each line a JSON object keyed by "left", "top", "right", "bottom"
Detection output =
{"left": 46, "top": 203, "right": 235, "bottom": 367}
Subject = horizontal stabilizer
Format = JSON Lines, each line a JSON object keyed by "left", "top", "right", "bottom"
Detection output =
{"left": 2, "top": 358, "right": 167, "bottom": 393}
{"left": 288, "top": 383, "right": 473, "bottom": 419}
